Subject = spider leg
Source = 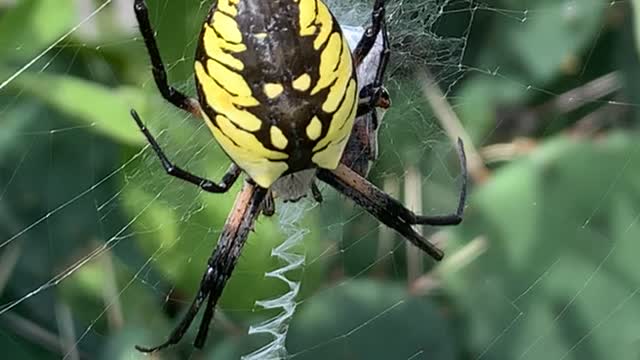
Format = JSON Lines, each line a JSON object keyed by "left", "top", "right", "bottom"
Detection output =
{"left": 136, "top": 181, "right": 268, "bottom": 353}
{"left": 405, "top": 138, "right": 467, "bottom": 226}
{"left": 131, "top": 110, "right": 241, "bottom": 193}
{"left": 356, "top": 15, "right": 391, "bottom": 117}
{"left": 134, "top": 268, "right": 216, "bottom": 352}
{"left": 317, "top": 166, "right": 444, "bottom": 260}
{"left": 352, "top": 0, "right": 387, "bottom": 67}
{"left": 317, "top": 139, "right": 468, "bottom": 260}
{"left": 134, "top": 0, "right": 200, "bottom": 116}
{"left": 262, "top": 191, "right": 276, "bottom": 217}
{"left": 194, "top": 182, "right": 267, "bottom": 348}
{"left": 356, "top": 86, "right": 390, "bottom": 118}
{"left": 311, "top": 182, "right": 323, "bottom": 203}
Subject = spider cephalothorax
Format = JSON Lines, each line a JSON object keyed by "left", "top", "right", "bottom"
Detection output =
{"left": 131, "top": 0, "right": 467, "bottom": 352}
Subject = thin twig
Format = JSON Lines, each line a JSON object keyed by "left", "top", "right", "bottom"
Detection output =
{"left": 0, "top": 201, "right": 26, "bottom": 296}
{"left": 411, "top": 235, "right": 488, "bottom": 295}
{"left": 55, "top": 302, "right": 79, "bottom": 360}
{"left": 95, "top": 239, "right": 124, "bottom": 331}
{"left": 481, "top": 138, "right": 538, "bottom": 163}
{"left": 404, "top": 166, "right": 423, "bottom": 284}
{"left": 374, "top": 177, "right": 399, "bottom": 277}
{"left": 535, "top": 71, "right": 621, "bottom": 115}
{"left": 495, "top": 72, "right": 622, "bottom": 140}
{"left": 0, "top": 242, "right": 21, "bottom": 296}
{"left": 569, "top": 97, "right": 629, "bottom": 137}
{"left": 1, "top": 312, "right": 90, "bottom": 360}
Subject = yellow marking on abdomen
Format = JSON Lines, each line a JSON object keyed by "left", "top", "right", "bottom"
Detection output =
{"left": 207, "top": 60, "right": 252, "bottom": 96}
{"left": 311, "top": 85, "right": 357, "bottom": 169}
{"left": 202, "top": 113, "right": 289, "bottom": 188}
{"left": 202, "top": 25, "right": 245, "bottom": 71}
{"left": 299, "top": 0, "right": 317, "bottom": 36}
{"left": 312, "top": 32, "right": 342, "bottom": 95}
{"left": 298, "top": 0, "right": 332, "bottom": 50}
{"left": 270, "top": 126, "right": 288, "bottom": 150}
{"left": 306, "top": 116, "right": 322, "bottom": 140}
{"left": 217, "top": 0, "right": 239, "bottom": 16}
{"left": 313, "top": 2, "right": 333, "bottom": 49}
{"left": 292, "top": 73, "right": 311, "bottom": 91}
{"left": 216, "top": 115, "right": 286, "bottom": 160}
{"left": 264, "top": 83, "right": 284, "bottom": 99}
{"left": 322, "top": 36, "right": 353, "bottom": 113}
{"left": 195, "top": 61, "right": 261, "bottom": 131}
{"left": 212, "top": 11, "right": 242, "bottom": 43}
{"left": 313, "top": 78, "right": 357, "bottom": 152}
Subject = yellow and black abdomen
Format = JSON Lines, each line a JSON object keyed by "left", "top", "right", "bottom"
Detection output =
{"left": 194, "top": 0, "right": 357, "bottom": 188}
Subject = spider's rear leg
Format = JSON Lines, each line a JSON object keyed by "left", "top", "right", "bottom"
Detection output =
{"left": 135, "top": 181, "right": 268, "bottom": 352}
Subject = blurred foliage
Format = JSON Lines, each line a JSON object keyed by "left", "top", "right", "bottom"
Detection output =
{"left": 1, "top": 0, "right": 639, "bottom": 359}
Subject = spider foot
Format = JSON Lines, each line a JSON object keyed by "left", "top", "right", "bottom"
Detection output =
{"left": 135, "top": 341, "right": 174, "bottom": 354}
{"left": 311, "top": 182, "right": 323, "bottom": 203}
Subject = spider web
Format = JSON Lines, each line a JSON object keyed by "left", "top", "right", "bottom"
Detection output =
{"left": 1, "top": 0, "right": 639, "bottom": 359}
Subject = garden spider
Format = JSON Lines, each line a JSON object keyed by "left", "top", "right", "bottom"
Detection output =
{"left": 131, "top": 0, "right": 467, "bottom": 353}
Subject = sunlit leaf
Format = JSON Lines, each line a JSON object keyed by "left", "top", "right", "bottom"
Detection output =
{"left": 2, "top": 69, "right": 146, "bottom": 145}
{"left": 0, "top": 0, "right": 75, "bottom": 61}
{"left": 444, "top": 132, "right": 640, "bottom": 360}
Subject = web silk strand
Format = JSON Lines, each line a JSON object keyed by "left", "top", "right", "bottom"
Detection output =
{"left": 242, "top": 201, "right": 310, "bottom": 360}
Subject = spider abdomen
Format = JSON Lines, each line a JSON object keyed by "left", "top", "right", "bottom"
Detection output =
{"left": 194, "top": 0, "right": 357, "bottom": 188}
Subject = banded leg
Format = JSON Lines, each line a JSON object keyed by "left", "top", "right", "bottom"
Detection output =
{"left": 355, "top": 15, "right": 391, "bottom": 118}
{"left": 352, "top": 0, "right": 387, "bottom": 67}
{"left": 311, "top": 182, "right": 323, "bottom": 203}
{"left": 318, "top": 139, "right": 468, "bottom": 260}
{"left": 131, "top": 110, "right": 241, "bottom": 193}
{"left": 136, "top": 181, "right": 268, "bottom": 352}
{"left": 133, "top": 0, "right": 200, "bottom": 116}
{"left": 397, "top": 138, "right": 467, "bottom": 226}
{"left": 262, "top": 191, "right": 275, "bottom": 217}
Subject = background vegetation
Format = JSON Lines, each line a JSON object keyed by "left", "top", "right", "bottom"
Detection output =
{"left": 1, "top": 0, "right": 639, "bottom": 359}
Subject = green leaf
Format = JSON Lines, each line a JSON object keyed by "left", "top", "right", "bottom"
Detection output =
{"left": 0, "top": 0, "right": 75, "bottom": 61}
{"left": 1, "top": 68, "right": 146, "bottom": 145}
{"left": 286, "top": 280, "right": 458, "bottom": 360}
{"left": 506, "top": 0, "right": 604, "bottom": 82}
{"left": 0, "top": 328, "right": 44, "bottom": 360}
{"left": 631, "top": 0, "right": 640, "bottom": 58}
{"left": 444, "top": 132, "right": 640, "bottom": 360}
{"left": 209, "top": 280, "right": 458, "bottom": 359}
{"left": 486, "top": 0, "right": 605, "bottom": 84}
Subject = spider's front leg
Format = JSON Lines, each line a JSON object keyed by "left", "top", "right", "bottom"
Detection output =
{"left": 354, "top": 0, "right": 391, "bottom": 119}
{"left": 134, "top": 0, "right": 201, "bottom": 116}
{"left": 343, "top": 3, "right": 391, "bottom": 177}
{"left": 136, "top": 181, "right": 268, "bottom": 352}
{"left": 352, "top": 0, "right": 387, "bottom": 67}
{"left": 131, "top": 110, "right": 241, "bottom": 193}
